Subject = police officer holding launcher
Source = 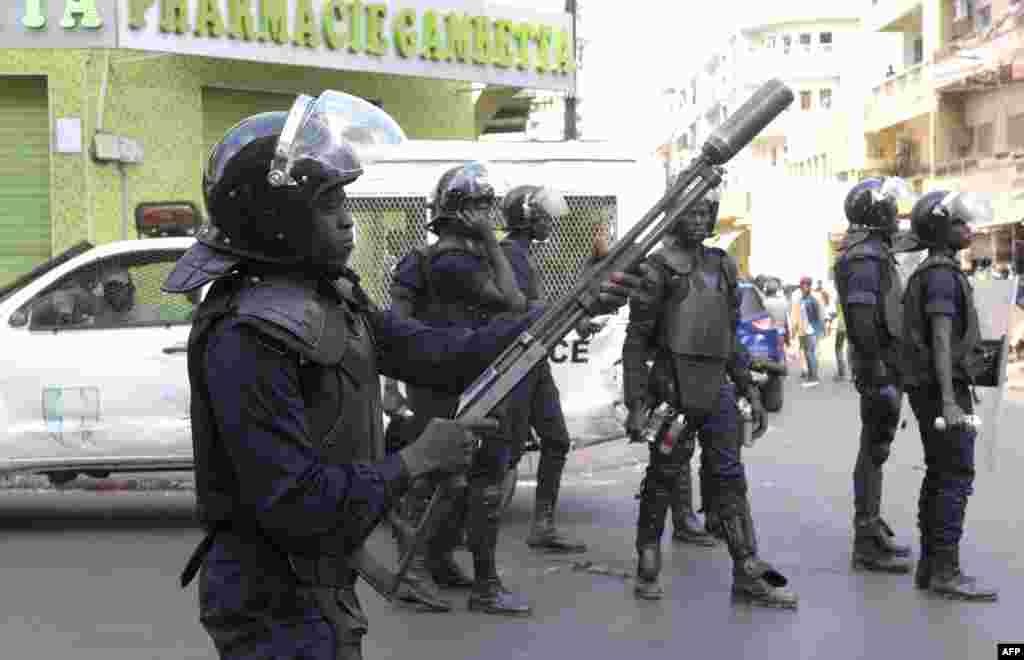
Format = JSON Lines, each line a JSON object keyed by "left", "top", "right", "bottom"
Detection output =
{"left": 901, "top": 191, "right": 999, "bottom": 601}
{"left": 622, "top": 189, "right": 798, "bottom": 608}
{"left": 834, "top": 178, "right": 915, "bottom": 574}
{"left": 500, "top": 184, "right": 589, "bottom": 553}
{"left": 162, "top": 92, "right": 645, "bottom": 657}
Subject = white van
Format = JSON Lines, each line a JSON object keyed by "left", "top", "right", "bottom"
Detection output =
{"left": 348, "top": 139, "right": 663, "bottom": 451}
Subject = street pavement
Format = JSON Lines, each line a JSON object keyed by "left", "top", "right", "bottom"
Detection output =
{"left": 1, "top": 360, "right": 1022, "bottom": 659}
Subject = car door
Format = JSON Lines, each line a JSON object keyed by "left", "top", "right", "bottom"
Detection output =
{"left": 1, "top": 249, "right": 195, "bottom": 465}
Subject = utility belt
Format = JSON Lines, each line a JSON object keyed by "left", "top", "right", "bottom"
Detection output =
{"left": 180, "top": 520, "right": 355, "bottom": 589}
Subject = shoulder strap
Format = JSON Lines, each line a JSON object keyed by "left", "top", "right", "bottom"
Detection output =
{"left": 232, "top": 276, "right": 350, "bottom": 366}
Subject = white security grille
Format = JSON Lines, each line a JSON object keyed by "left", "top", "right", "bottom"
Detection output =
{"left": 348, "top": 194, "right": 618, "bottom": 308}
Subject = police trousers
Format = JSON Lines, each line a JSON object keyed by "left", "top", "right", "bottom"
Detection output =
{"left": 906, "top": 382, "right": 977, "bottom": 548}
{"left": 637, "top": 384, "right": 746, "bottom": 547}
{"left": 199, "top": 535, "right": 367, "bottom": 660}
{"left": 853, "top": 384, "right": 903, "bottom": 522}
{"left": 508, "top": 361, "right": 572, "bottom": 470}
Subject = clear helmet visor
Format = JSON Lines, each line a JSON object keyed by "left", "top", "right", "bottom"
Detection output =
{"left": 875, "top": 176, "right": 917, "bottom": 205}
{"left": 529, "top": 186, "right": 570, "bottom": 220}
{"left": 267, "top": 90, "right": 406, "bottom": 188}
{"left": 939, "top": 191, "right": 995, "bottom": 227}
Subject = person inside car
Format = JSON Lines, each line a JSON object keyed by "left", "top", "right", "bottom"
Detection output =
{"left": 92, "top": 266, "right": 160, "bottom": 326}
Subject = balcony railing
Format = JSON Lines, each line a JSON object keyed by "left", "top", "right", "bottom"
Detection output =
{"left": 865, "top": 62, "right": 935, "bottom": 131}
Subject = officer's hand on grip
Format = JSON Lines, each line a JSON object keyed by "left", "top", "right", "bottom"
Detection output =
{"left": 595, "top": 263, "right": 659, "bottom": 315}
{"left": 625, "top": 403, "right": 649, "bottom": 444}
{"left": 399, "top": 418, "right": 497, "bottom": 478}
{"left": 382, "top": 387, "right": 413, "bottom": 419}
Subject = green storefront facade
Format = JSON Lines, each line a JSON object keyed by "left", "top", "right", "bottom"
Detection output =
{"left": 0, "top": 0, "right": 575, "bottom": 285}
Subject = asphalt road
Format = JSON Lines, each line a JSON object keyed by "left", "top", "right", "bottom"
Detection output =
{"left": 2, "top": 366, "right": 1022, "bottom": 660}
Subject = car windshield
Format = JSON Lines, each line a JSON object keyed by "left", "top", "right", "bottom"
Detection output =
{"left": 737, "top": 283, "right": 767, "bottom": 320}
{"left": 0, "top": 241, "right": 94, "bottom": 305}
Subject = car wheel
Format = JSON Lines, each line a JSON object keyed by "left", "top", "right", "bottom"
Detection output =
{"left": 501, "top": 465, "right": 518, "bottom": 512}
{"left": 761, "top": 375, "right": 784, "bottom": 412}
{"left": 45, "top": 471, "right": 78, "bottom": 487}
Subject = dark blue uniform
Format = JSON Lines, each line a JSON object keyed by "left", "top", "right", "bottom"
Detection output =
{"left": 396, "top": 248, "right": 531, "bottom": 477}
{"left": 905, "top": 268, "right": 975, "bottom": 549}
{"left": 194, "top": 276, "right": 540, "bottom": 659}
{"left": 622, "top": 248, "right": 750, "bottom": 545}
{"left": 500, "top": 237, "right": 571, "bottom": 471}
{"left": 838, "top": 252, "right": 903, "bottom": 521}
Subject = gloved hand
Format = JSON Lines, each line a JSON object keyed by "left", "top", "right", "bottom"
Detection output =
{"left": 574, "top": 317, "right": 606, "bottom": 340}
{"left": 399, "top": 418, "right": 496, "bottom": 478}
{"left": 940, "top": 400, "right": 969, "bottom": 431}
{"left": 381, "top": 381, "right": 413, "bottom": 419}
{"left": 592, "top": 262, "right": 659, "bottom": 315}
{"left": 461, "top": 204, "right": 498, "bottom": 240}
{"left": 746, "top": 386, "right": 767, "bottom": 441}
{"left": 625, "top": 403, "right": 649, "bottom": 444}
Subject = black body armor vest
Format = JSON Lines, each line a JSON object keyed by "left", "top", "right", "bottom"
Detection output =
{"left": 901, "top": 254, "right": 982, "bottom": 387}
{"left": 187, "top": 274, "right": 383, "bottom": 546}
{"left": 835, "top": 233, "right": 905, "bottom": 372}
{"left": 647, "top": 245, "right": 738, "bottom": 414}
{"left": 413, "top": 236, "right": 494, "bottom": 326}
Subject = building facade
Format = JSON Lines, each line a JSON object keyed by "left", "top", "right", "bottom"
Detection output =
{"left": 665, "top": 6, "right": 901, "bottom": 281}
{"left": 0, "top": 0, "right": 575, "bottom": 286}
{"left": 861, "top": 0, "right": 1024, "bottom": 271}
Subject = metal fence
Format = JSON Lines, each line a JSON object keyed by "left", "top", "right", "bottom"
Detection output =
{"left": 348, "top": 194, "right": 619, "bottom": 308}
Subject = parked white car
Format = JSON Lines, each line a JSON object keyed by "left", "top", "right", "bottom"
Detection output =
{"left": 0, "top": 236, "right": 632, "bottom": 487}
{"left": 0, "top": 238, "right": 196, "bottom": 484}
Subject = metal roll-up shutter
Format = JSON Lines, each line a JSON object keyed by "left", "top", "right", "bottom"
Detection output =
{"left": 200, "top": 87, "right": 295, "bottom": 166}
{"left": 0, "top": 77, "right": 50, "bottom": 287}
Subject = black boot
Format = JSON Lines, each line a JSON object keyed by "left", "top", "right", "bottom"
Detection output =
{"left": 526, "top": 455, "right": 587, "bottom": 553}
{"left": 633, "top": 473, "right": 671, "bottom": 600}
{"left": 634, "top": 545, "right": 664, "bottom": 600}
{"left": 855, "top": 448, "right": 911, "bottom": 561}
{"left": 393, "top": 481, "right": 452, "bottom": 612}
{"left": 929, "top": 545, "right": 998, "bottom": 602}
{"left": 719, "top": 496, "right": 799, "bottom": 609}
{"left": 466, "top": 483, "right": 532, "bottom": 616}
{"left": 426, "top": 484, "right": 474, "bottom": 589}
{"left": 670, "top": 465, "right": 717, "bottom": 547}
{"left": 915, "top": 488, "right": 934, "bottom": 589}
{"left": 915, "top": 537, "right": 932, "bottom": 589}
{"left": 875, "top": 518, "right": 911, "bottom": 558}
{"left": 851, "top": 518, "right": 912, "bottom": 574}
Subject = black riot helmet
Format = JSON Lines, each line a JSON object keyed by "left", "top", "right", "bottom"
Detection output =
{"left": 501, "top": 184, "right": 570, "bottom": 242}
{"left": 163, "top": 91, "right": 406, "bottom": 293}
{"left": 844, "top": 177, "right": 914, "bottom": 235}
{"left": 670, "top": 187, "right": 721, "bottom": 244}
{"left": 910, "top": 190, "right": 993, "bottom": 250}
{"left": 427, "top": 161, "right": 505, "bottom": 235}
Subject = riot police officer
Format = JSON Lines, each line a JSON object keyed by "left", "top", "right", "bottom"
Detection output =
{"left": 500, "top": 185, "right": 588, "bottom": 553}
{"left": 902, "top": 191, "right": 998, "bottom": 601}
{"left": 162, "top": 92, "right": 643, "bottom": 658}
{"left": 387, "top": 163, "right": 535, "bottom": 616}
{"left": 833, "top": 178, "right": 914, "bottom": 573}
{"left": 622, "top": 190, "right": 798, "bottom": 608}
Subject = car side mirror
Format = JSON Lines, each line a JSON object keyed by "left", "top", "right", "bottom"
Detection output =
{"left": 8, "top": 309, "right": 28, "bottom": 327}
